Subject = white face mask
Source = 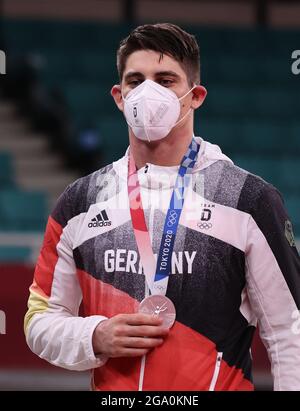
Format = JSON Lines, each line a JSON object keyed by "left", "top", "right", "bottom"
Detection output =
{"left": 122, "top": 79, "right": 195, "bottom": 142}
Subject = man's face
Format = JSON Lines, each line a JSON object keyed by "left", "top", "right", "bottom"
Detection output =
{"left": 111, "top": 49, "right": 207, "bottom": 125}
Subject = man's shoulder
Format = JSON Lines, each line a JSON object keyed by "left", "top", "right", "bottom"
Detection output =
{"left": 51, "top": 161, "right": 119, "bottom": 227}
{"left": 202, "top": 158, "right": 279, "bottom": 213}
{"left": 225, "top": 161, "right": 282, "bottom": 215}
{"left": 222, "top": 159, "right": 271, "bottom": 191}
{"left": 67, "top": 162, "right": 115, "bottom": 197}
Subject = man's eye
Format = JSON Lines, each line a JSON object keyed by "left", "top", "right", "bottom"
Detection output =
{"left": 129, "top": 80, "right": 141, "bottom": 87}
{"left": 159, "top": 79, "right": 173, "bottom": 87}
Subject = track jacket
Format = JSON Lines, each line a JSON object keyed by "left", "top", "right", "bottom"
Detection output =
{"left": 24, "top": 136, "right": 300, "bottom": 391}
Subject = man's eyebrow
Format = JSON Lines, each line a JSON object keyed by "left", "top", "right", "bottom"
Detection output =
{"left": 124, "top": 71, "right": 145, "bottom": 82}
{"left": 155, "top": 71, "right": 180, "bottom": 78}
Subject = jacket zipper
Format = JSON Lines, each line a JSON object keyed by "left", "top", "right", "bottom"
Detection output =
{"left": 209, "top": 352, "right": 223, "bottom": 391}
{"left": 138, "top": 201, "right": 153, "bottom": 391}
{"left": 138, "top": 354, "right": 147, "bottom": 391}
{"left": 138, "top": 282, "right": 149, "bottom": 391}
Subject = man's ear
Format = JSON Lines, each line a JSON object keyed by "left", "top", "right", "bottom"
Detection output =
{"left": 111, "top": 84, "right": 124, "bottom": 112}
{"left": 191, "top": 85, "right": 207, "bottom": 110}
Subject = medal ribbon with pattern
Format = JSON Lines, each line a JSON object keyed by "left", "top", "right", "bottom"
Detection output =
{"left": 128, "top": 137, "right": 200, "bottom": 297}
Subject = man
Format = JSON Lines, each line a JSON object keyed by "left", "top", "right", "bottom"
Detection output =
{"left": 25, "top": 23, "right": 300, "bottom": 391}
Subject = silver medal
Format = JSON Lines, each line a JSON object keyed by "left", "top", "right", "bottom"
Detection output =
{"left": 138, "top": 294, "right": 176, "bottom": 329}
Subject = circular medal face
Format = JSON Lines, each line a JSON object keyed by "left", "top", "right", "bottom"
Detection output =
{"left": 138, "top": 295, "right": 176, "bottom": 329}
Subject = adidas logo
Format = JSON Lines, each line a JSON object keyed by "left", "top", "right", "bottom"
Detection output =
{"left": 88, "top": 210, "right": 111, "bottom": 228}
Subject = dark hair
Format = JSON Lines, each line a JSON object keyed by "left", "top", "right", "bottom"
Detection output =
{"left": 117, "top": 23, "right": 200, "bottom": 85}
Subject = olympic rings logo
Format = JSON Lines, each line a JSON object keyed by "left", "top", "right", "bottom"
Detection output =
{"left": 167, "top": 210, "right": 178, "bottom": 227}
{"left": 197, "top": 222, "right": 212, "bottom": 230}
{"left": 153, "top": 284, "right": 165, "bottom": 291}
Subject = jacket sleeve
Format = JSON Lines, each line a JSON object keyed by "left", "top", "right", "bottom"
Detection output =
{"left": 245, "top": 184, "right": 300, "bottom": 391}
{"left": 24, "top": 185, "right": 108, "bottom": 371}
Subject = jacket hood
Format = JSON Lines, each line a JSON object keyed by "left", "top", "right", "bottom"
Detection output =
{"left": 114, "top": 136, "right": 233, "bottom": 189}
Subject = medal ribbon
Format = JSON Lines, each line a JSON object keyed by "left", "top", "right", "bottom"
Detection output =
{"left": 128, "top": 138, "right": 200, "bottom": 296}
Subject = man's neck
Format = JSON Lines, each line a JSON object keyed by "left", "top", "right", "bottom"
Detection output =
{"left": 128, "top": 129, "right": 194, "bottom": 170}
